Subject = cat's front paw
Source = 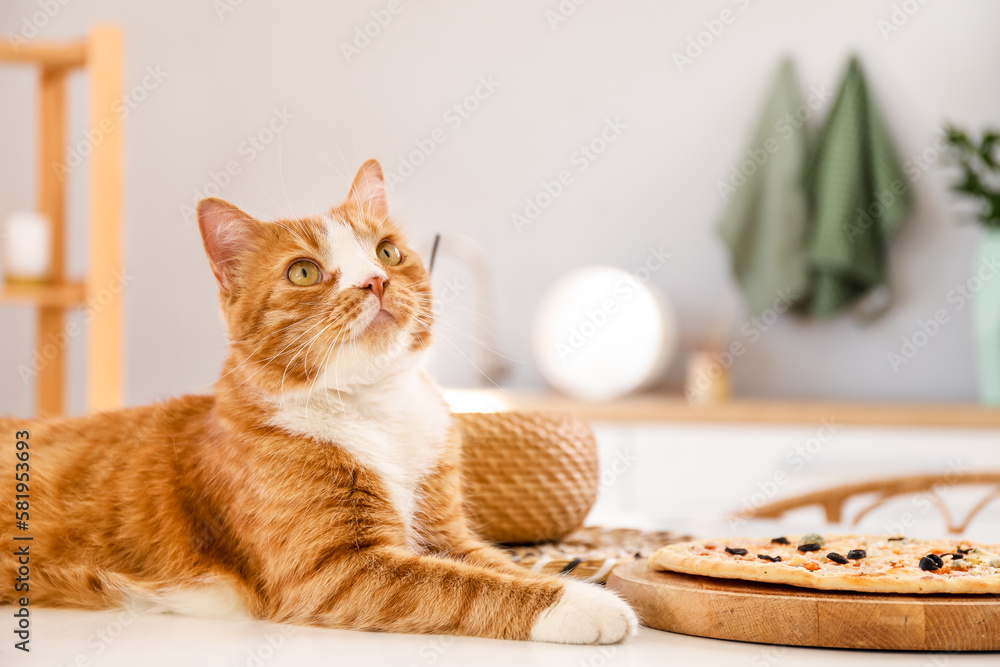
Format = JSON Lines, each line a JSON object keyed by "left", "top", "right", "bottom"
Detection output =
{"left": 530, "top": 578, "right": 639, "bottom": 644}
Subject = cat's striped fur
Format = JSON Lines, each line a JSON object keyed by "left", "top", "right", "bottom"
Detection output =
{"left": 0, "top": 160, "right": 636, "bottom": 643}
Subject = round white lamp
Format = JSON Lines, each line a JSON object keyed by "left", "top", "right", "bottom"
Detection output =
{"left": 532, "top": 266, "right": 678, "bottom": 401}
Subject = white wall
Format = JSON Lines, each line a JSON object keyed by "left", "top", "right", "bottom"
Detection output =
{"left": 1, "top": 0, "right": 997, "bottom": 416}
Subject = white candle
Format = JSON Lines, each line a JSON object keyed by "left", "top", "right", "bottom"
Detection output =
{"left": 3, "top": 212, "right": 52, "bottom": 283}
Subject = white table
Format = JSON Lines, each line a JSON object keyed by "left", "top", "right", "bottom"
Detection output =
{"left": 6, "top": 422, "right": 998, "bottom": 665}
{"left": 2, "top": 606, "right": 996, "bottom": 667}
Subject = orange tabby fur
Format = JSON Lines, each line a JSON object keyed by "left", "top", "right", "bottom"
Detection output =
{"left": 1, "top": 161, "right": 636, "bottom": 643}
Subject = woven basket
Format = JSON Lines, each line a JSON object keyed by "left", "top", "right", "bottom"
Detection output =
{"left": 456, "top": 411, "right": 599, "bottom": 544}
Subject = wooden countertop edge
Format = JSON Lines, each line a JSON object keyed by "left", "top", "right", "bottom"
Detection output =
{"left": 443, "top": 390, "right": 1000, "bottom": 429}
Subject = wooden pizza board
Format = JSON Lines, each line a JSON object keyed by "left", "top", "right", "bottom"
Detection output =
{"left": 607, "top": 560, "right": 1000, "bottom": 651}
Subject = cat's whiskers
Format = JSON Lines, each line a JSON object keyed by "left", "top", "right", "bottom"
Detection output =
{"left": 279, "top": 309, "right": 350, "bottom": 397}
{"left": 410, "top": 303, "right": 505, "bottom": 352}
{"left": 301, "top": 138, "right": 351, "bottom": 190}
{"left": 409, "top": 293, "right": 524, "bottom": 338}
{"left": 262, "top": 217, "right": 312, "bottom": 253}
{"left": 218, "top": 311, "right": 331, "bottom": 383}
{"left": 300, "top": 321, "right": 348, "bottom": 425}
{"left": 291, "top": 296, "right": 380, "bottom": 415}
{"left": 299, "top": 316, "right": 340, "bottom": 377}
{"left": 260, "top": 186, "right": 307, "bottom": 248}
{"left": 231, "top": 314, "right": 336, "bottom": 391}
{"left": 409, "top": 302, "right": 520, "bottom": 363}
{"left": 331, "top": 324, "right": 357, "bottom": 408}
{"left": 406, "top": 289, "right": 524, "bottom": 381}
{"left": 407, "top": 311, "right": 507, "bottom": 390}
{"left": 276, "top": 133, "right": 300, "bottom": 226}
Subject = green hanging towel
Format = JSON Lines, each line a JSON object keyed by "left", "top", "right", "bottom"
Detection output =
{"left": 802, "top": 56, "right": 913, "bottom": 318}
{"left": 718, "top": 59, "right": 811, "bottom": 315}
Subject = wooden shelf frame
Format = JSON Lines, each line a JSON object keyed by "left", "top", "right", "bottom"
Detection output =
{"left": 0, "top": 26, "right": 124, "bottom": 416}
{"left": 0, "top": 41, "right": 87, "bottom": 68}
{"left": 1, "top": 281, "right": 86, "bottom": 307}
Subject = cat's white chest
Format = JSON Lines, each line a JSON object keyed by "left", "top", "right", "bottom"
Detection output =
{"left": 269, "top": 369, "right": 451, "bottom": 535}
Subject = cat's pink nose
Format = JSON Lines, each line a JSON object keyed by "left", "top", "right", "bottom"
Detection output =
{"left": 360, "top": 275, "right": 388, "bottom": 302}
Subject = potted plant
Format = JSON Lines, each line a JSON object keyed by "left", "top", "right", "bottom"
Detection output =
{"left": 944, "top": 125, "right": 1000, "bottom": 404}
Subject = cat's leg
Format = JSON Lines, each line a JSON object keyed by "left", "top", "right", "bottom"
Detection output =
{"left": 406, "top": 445, "right": 639, "bottom": 643}
{"left": 418, "top": 501, "right": 640, "bottom": 644}
{"left": 412, "top": 439, "right": 544, "bottom": 574}
{"left": 417, "top": 497, "right": 529, "bottom": 575}
{"left": 265, "top": 545, "right": 636, "bottom": 644}
{"left": 421, "top": 511, "right": 543, "bottom": 577}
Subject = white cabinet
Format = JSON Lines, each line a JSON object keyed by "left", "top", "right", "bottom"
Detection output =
{"left": 587, "top": 422, "right": 1000, "bottom": 542}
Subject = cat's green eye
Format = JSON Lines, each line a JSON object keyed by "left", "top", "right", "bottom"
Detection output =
{"left": 376, "top": 240, "right": 402, "bottom": 267}
{"left": 287, "top": 260, "right": 321, "bottom": 286}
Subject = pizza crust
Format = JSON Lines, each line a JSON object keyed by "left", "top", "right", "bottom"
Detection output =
{"left": 649, "top": 534, "right": 1000, "bottom": 595}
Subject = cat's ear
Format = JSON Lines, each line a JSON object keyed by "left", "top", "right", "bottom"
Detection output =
{"left": 197, "top": 198, "right": 257, "bottom": 291}
{"left": 346, "top": 159, "right": 388, "bottom": 221}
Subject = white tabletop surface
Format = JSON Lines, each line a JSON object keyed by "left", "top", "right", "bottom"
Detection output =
{"left": 6, "top": 422, "right": 998, "bottom": 665}
{"left": 1, "top": 605, "right": 997, "bottom": 667}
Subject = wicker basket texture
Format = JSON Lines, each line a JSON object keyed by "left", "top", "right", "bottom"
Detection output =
{"left": 456, "top": 411, "right": 600, "bottom": 544}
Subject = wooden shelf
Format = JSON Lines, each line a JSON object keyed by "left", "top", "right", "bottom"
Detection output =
{"left": 0, "top": 26, "right": 123, "bottom": 417}
{"left": 0, "top": 281, "right": 86, "bottom": 307}
{"left": 0, "top": 41, "right": 87, "bottom": 69}
{"left": 443, "top": 389, "right": 1000, "bottom": 429}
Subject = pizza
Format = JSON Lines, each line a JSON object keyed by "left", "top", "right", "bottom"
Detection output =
{"left": 649, "top": 533, "right": 1000, "bottom": 594}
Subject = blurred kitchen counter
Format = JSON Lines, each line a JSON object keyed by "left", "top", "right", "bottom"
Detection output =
{"left": 444, "top": 389, "right": 1000, "bottom": 429}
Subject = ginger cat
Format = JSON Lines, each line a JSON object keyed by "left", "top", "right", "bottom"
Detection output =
{"left": 1, "top": 160, "right": 637, "bottom": 644}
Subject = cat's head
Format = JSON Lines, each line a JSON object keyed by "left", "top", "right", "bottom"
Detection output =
{"left": 197, "top": 159, "right": 432, "bottom": 395}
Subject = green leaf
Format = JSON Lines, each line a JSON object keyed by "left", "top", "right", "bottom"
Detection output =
{"left": 943, "top": 123, "right": 1000, "bottom": 229}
